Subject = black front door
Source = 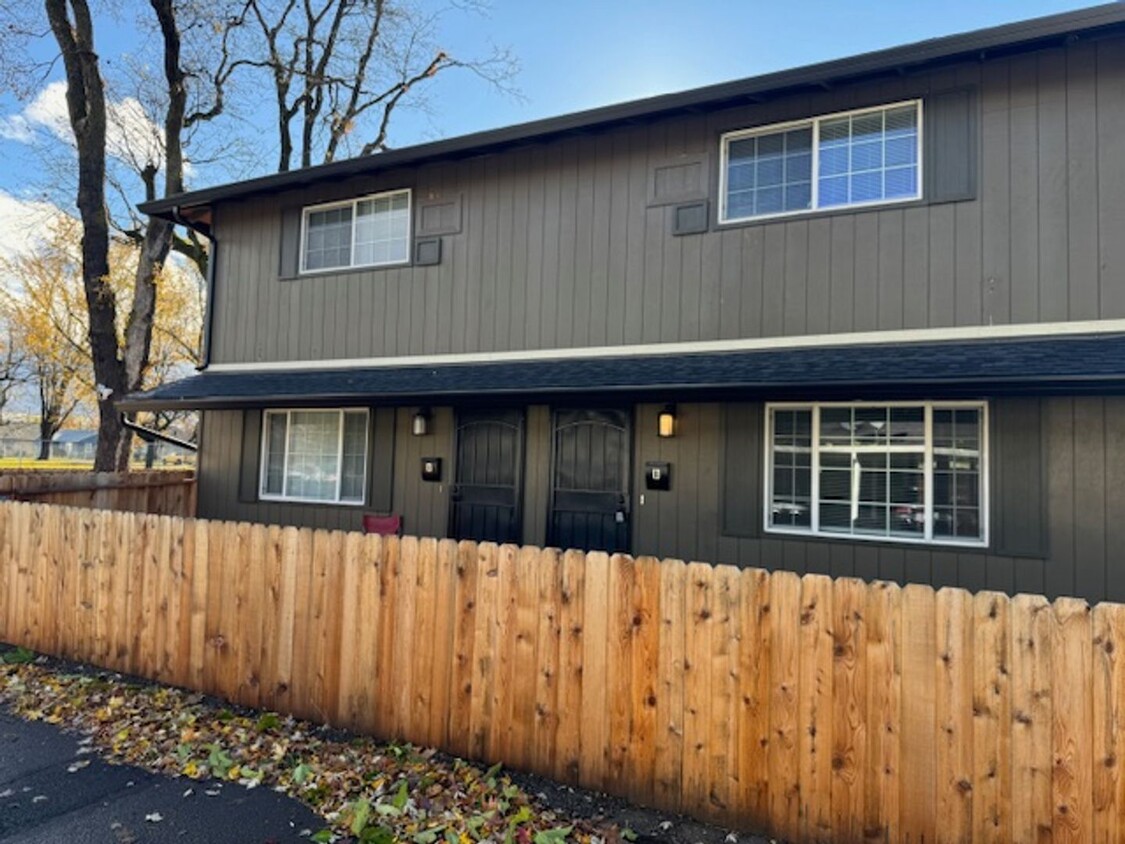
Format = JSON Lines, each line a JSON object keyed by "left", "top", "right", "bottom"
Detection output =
{"left": 449, "top": 409, "right": 524, "bottom": 544}
{"left": 547, "top": 409, "right": 631, "bottom": 553}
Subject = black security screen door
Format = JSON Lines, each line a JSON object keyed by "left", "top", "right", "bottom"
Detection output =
{"left": 548, "top": 409, "right": 631, "bottom": 553}
{"left": 449, "top": 409, "right": 524, "bottom": 544}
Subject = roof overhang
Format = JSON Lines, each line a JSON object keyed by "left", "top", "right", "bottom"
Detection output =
{"left": 117, "top": 333, "right": 1125, "bottom": 412}
{"left": 138, "top": 4, "right": 1125, "bottom": 221}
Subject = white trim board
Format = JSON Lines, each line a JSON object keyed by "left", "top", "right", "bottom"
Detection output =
{"left": 206, "top": 319, "right": 1125, "bottom": 374}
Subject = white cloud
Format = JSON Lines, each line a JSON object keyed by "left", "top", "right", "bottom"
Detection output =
{"left": 1, "top": 80, "right": 167, "bottom": 173}
{"left": 0, "top": 191, "right": 69, "bottom": 263}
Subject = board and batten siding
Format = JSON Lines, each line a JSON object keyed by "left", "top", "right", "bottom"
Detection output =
{"left": 199, "top": 396, "right": 1125, "bottom": 605}
{"left": 205, "top": 36, "right": 1125, "bottom": 366}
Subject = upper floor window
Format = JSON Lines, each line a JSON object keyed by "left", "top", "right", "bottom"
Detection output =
{"left": 301, "top": 189, "right": 411, "bottom": 273}
{"left": 260, "top": 408, "right": 368, "bottom": 504}
{"left": 766, "top": 401, "right": 986, "bottom": 546}
{"left": 720, "top": 101, "right": 921, "bottom": 223}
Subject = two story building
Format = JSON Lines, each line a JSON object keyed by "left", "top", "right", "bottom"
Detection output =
{"left": 125, "top": 4, "right": 1125, "bottom": 604}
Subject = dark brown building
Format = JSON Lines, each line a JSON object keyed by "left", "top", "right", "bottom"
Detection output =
{"left": 127, "top": 5, "right": 1125, "bottom": 604}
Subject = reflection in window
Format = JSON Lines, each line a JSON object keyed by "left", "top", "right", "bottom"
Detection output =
{"left": 721, "top": 101, "right": 921, "bottom": 222}
{"left": 260, "top": 409, "right": 368, "bottom": 504}
{"left": 766, "top": 403, "right": 985, "bottom": 545}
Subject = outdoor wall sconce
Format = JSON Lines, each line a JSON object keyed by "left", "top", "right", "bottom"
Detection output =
{"left": 412, "top": 409, "right": 431, "bottom": 436}
{"left": 657, "top": 405, "right": 677, "bottom": 438}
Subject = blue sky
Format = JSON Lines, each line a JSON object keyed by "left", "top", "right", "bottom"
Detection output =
{"left": 0, "top": 0, "right": 1102, "bottom": 212}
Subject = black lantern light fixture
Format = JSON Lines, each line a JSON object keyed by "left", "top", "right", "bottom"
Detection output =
{"left": 657, "top": 404, "right": 677, "bottom": 438}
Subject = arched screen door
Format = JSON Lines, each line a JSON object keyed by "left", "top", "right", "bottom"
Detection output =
{"left": 547, "top": 409, "right": 631, "bottom": 553}
{"left": 449, "top": 409, "right": 524, "bottom": 544}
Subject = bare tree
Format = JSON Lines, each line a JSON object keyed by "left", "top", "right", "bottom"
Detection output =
{"left": 43, "top": 0, "right": 121, "bottom": 467}
{"left": 21, "top": 0, "right": 517, "bottom": 469}
{"left": 240, "top": 0, "right": 517, "bottom": 171}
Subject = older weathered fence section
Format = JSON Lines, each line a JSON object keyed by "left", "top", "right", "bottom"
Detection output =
{"left": 0, "top": 471, "right": 196, "bottom": 517}
{"left": 0, "top": 501, "right": 1121, "bottom": 843}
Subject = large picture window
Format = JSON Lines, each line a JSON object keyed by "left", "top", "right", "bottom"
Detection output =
{"left": 765, "top": 401, "right": 986, "bottom": 546}
{"left": 260, "top": 409, "right": 368, "bottom": 504}
{"left": 720, "top": 101, "right": 921, "bottom": 223}
{"left": 301, "top": 189, "right": 411, "bottom": 273}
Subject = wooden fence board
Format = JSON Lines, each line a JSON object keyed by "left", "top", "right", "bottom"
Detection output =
{"left": 899, "top": 584, "right": 937, "bottom": 843}
{"left": 554, "top": 548, "right": 587, "bottom": 785}
{"left": 487, "top": 544, "right": 518, "bottom": 764}
{"left": 579, "top": 550, "right": 611, "bottom": 791}
{"left": 736, "top": 567, "right": 771, "bottom": 830}
{"left": 508, "top": 545, "right": 541, "bottom": 771}
{"left": 710, "top": 565, "right": 741, "bottom": 825}
{"left": 448, "top": 540, "right": 479, "bottom": 759}
{"left": 653, "top": 558, "right": 686, "bottom": 811}
{"left": 629, "top": 557, "right": 661, "bottom": 807}
{"left": 682, "top": 561, "right": 713, "bottom": 819}
{"left": 335, "top": 531, "right": 365, "bottom": 730}
{"left": 864, "top": 580, "right": 901, "bottom": 843}
{"left": 1, "top": 502, "right": 1124, "bottom": 844}
{"left": 935, "top": 587, "right": 974, "bottom": 844}
{"left": 1092, "top": 602, "right": 1125, "bottom": 843}
{"left": 1010, "top": 594, "right": 1053, "bottom": 844}
{"left": 428, "top": 539, "right": 459, "bottom": 751}
{"left": 972, "top": 591, "right": 1011, "bottom": 843}
{"left": 532, "top": 548, "right": 562, "bottom": 780}
{"left": 797, "top": 573, "right": 833, "bottom": 842}
{"left": 1052, "top": 598, "right": 1093, "bottom": 844}
{"left": 606, "top": 554, "right": 636, "bottom": 794}
{"left": 410, "top": 538, "right": 440, "bottom": 744}
{"left": 353, "top": 534, "right": 384, "bottom": 736}
{"left": 768, "top": 570, "right": 801, "bottom": 842}
{"left": 469, "top": 542, "right": 499, "bottom": 760}
{"left": 832, "top": 577, "right": 867, "bottom": 843}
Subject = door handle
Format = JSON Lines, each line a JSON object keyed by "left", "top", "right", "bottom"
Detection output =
{"left": 449, "top": 484, "right": 462, "bottom": 501}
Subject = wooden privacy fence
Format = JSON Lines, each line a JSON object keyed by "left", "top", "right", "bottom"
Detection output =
{"left": 0, "top": 471, "right": 196, "bottom": 517}
{"left": 0, "top": 501, "right": 1123, "bottom": 843}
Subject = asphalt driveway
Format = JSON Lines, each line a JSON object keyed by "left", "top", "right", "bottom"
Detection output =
{"left": 0, "top": 710, "right": 323, "bottom": 843}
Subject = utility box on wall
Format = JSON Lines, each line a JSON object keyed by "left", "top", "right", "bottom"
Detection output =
{"left": 645, "top": 461, "right": 671, "bottom": 491}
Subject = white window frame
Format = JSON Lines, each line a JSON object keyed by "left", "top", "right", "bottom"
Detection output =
{"left": 299, "top": 188, "right": 412, "bottom": 274}
{"left": 719, "top": 99, "right": 924, "bottom": 224}
{"left": 762, "top": 400, "right": 988, "bottom": 547}
{"left": 259, "top": 408, "right": 369, "bottom": 505}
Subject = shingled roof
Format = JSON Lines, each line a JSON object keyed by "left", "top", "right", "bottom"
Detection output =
{"left": 118, "top": 332, "right": 1125, "bottom": 411}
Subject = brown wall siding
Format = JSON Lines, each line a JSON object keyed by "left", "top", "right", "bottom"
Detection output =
{"left": 198, "top": 396, "right": 1125, "bottom": 605}
{"left": 208, "top": 37, "right": 1125, "bottom": 365}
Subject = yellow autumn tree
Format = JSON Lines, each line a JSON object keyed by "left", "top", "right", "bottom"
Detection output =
{"left": 0, "top": 217, "right": 202, "bottom": 460}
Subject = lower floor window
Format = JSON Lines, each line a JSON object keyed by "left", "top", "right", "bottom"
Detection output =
{"left": 766, "top": 401, "right": 987, "bottom": 545}
{"left": 260, "top": 409, "right": 368, "bottom": 503}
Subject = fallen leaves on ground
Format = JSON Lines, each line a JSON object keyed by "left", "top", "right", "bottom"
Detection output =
{"left": 0, "top": 660, "right": 628, "bottom": 843}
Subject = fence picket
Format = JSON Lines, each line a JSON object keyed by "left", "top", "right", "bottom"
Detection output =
{"left": 865, "top": 580, "right": 901, "bottom": 843}
{"left": 899, "top": 584, "right": 937, "bottom": 843}
{"left": 606, "top": 554, "right": 637, "bottom": 794}
{"left": 972, "top": 591, "right": 1011, "bottom": 843}
{"left": 448, "top": 540, "right": 479, "bottom": 759}
{"left": 935, "top": 587, "right": 973, "bottom": 844}
{"left": 629, "top": 557, "right": 661, "bottom": 808}
{"left": 797, "top": 573, "right": 833, "bottom": 841}
{"left": 768, "top": 570, "right": 801, "bottom": 842}
{"left": 1092, "top": 602, "right": 1125, "bottom": 842}
{"left": 532, "top": 547, "right": 562, "bottom": 780}
{"left": 554, "top": 548, "right": 587, "bottom": 785}
{"left": 1052, "top": 598, "right": 1093, "bottom": 843}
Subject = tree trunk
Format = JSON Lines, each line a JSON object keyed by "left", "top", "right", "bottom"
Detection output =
{"left": 45, "top": 0, "right": 123, "bottom": 472}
